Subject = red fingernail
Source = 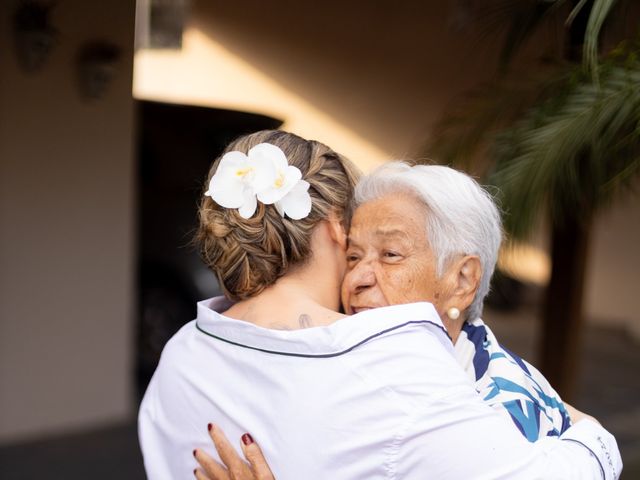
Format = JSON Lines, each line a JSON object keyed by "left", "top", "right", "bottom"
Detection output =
{"left": 193, "top": 449, "right": 197, "bottom": 457}
{"left": 241, "top": 433, "right": 254, "bottom": 445}
{"left": 207, "top": 423, "right": 212, "bottom": 432}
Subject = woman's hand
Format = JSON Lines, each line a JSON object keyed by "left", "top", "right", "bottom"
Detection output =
{"left": 193, "top": 424, "right": 275, "bottom": 480}
{"left": 564, "top": 402, "right": 601, "bottom": 426}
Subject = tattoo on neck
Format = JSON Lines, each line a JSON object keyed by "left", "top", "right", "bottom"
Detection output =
{"left": 298, "top": 314, "right": 313, "bottom": 328}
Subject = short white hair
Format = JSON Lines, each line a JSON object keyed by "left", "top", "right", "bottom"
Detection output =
{"left": 354, "top": 161, "right": 502, "bottom": 320}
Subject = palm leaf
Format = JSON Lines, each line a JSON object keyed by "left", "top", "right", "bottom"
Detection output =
{"left": 566, "top": 0, "right": 590, "bottom": 26}
{"left": 582, "top": 0, "right": 619, "bottom": 82}
{"left": 477, "top": 0, "right": 627, "bottom": 76}
{"left": 489, "top": 63, "right": 640, "bottom": 239}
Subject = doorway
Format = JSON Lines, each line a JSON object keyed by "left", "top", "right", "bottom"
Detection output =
{"left": 135, "top": 100, "right": 282, "bottom": 398}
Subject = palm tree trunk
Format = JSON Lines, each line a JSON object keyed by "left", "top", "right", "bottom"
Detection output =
{"left": 539, "top": 216, "right": 592, "bottom": 400}
{"left": 538, "top": 0, "right": 592, "bottom": 402}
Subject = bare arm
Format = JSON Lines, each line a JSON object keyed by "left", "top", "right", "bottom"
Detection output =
{"left": 565, "top": 402, "right": 600, "bottom": 425}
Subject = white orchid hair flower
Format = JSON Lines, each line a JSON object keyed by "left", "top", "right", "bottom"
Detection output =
{"left": 204, "top": 143, "right": 312, "bottom": 220}
{"left": 275, "top": 180, "right": 312, "bottom": 220}
{"left": 204, "top": 149, "right": 272, "bottom": 219}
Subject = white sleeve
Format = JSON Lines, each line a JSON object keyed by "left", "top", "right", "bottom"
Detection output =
{"left": 559, "top": 419, "right": 622, "bottom": 480}
{"left": 394, "top": 387, "right": 622, "bottom": 480}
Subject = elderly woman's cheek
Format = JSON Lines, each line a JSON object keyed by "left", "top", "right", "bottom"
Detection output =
{"left": 377, "top": 268, "right": 420, "bottom": 305}
{"left": 396, "top": 261, "right": 442, "bottom": 305}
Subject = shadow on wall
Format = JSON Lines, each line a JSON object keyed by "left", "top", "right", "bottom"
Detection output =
{"left": 135, "top": 100, "right": 282, "bottom": 399}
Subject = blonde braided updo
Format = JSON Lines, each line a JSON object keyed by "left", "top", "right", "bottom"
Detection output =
{"left": 196, "top": 130, "right": 360, "bottom": 301}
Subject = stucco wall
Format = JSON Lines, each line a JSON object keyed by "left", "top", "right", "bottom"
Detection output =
{"left": 0, "top": 0, "right": 136, "bottom": 443}
{"left": 586, "top": 194, "right": 640, "bottom": 335}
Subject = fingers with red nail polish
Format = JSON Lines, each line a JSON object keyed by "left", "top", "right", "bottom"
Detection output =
{"left": 239, "top": 433, "right": 275, "bottom": 480}
{"left": 241, "top": 433, "right": 254, "bottom": 445}
{"left": 194, "top": 424, "right": 275, "bottom": 479}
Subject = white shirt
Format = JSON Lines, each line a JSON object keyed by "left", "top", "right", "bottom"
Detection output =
{"left": 139, "top": 298, "right": 622, "bottom": 480}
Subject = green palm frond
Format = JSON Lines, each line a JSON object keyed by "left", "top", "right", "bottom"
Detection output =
{"left": 476, "top": 0, "right": 627, "bottom": 76}
{"left": 581, "top": 0, "right": 619, "bottom": 82}
{"left": 566, "top": 0, "right": 590, "bottom": 25}
{"left": 489, "top": 62, "right": 640, "bottom": 239}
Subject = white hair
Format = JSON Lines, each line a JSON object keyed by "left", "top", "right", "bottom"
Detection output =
{"left": 354, "top": 161, "right": 502, "bottom": 320}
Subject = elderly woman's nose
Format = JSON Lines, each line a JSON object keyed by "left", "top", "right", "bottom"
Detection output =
{"left": 349, "top": 264, "right": 376, "bottom": 293}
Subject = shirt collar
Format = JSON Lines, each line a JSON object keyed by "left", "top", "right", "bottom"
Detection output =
{"left": 195, "top": 296, "right": 452, "bottom": 358}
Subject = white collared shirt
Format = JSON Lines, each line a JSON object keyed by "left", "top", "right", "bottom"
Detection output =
{"left": 139, "top": 298, "right": 621, "bottom": 480}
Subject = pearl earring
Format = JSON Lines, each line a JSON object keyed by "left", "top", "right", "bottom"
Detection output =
{"left": 447, "top": 307, "right": 460, "bottom": 320}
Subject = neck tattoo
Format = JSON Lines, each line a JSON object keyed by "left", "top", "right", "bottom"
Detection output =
{"left": 298, "top": 314, "right": 313, "bottom": 328}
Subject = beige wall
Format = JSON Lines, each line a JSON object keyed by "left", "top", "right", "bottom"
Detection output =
{"left": 587, "top": 194, "right": 640, "bottom": 336}
{"left": 134, "top": 1, "right": 517, "bottom": 171}
{"left": 0, "top": 0, "right": 136, "bottom": 443}
{"left": 189, "top": 0, "right": 504, "bottom": 158}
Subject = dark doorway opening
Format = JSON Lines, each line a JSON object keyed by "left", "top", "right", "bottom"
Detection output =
{"left": 135, "top": 100, "right": 282, "bottom": 399}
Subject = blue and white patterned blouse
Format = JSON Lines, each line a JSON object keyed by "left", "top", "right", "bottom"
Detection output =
{"left": 454, "top": 318, "right": 572, "bottom": 442}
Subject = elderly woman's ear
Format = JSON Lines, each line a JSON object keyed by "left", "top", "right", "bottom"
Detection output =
{"left": 442, "top": 255, "right": 482, "bottom": 341}
{"left": 450, "top": 255, "right": 482, "bottom": 311}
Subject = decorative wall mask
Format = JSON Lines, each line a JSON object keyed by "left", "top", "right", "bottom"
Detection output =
{"left": 12, "top": 0, "right": 58, "bottom": 73}
{"left": 76, "top": 41, "right": 122, "bottom": 100}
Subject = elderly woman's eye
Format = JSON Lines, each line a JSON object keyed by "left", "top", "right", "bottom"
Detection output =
{"left": 346, "top": 253, "right": 360, "bottom": 263}
{"left": 383, "top": 251, "right": 401, "bottom": 258}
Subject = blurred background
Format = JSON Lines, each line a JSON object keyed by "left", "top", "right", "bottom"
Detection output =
{"left": 0, "top": 0, "right": 638, "bottom": 478}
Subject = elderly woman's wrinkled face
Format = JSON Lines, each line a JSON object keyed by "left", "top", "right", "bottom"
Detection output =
{"left": 342, "top": 192, "right": 449, "bottom": 315}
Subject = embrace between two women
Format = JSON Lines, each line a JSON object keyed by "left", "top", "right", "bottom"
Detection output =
{"left": 139, "top": 130, "right": 622, "bottom": 480}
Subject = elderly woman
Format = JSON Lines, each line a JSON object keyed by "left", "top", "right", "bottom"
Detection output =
{"left": 341, "top": 162, "right": 571, "bottom": 441}
{"left": 140, "top": 133, "right": 621, "bottom": 480}
{"left": 192, "top": 162, "right": 583, "bottom": 480}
